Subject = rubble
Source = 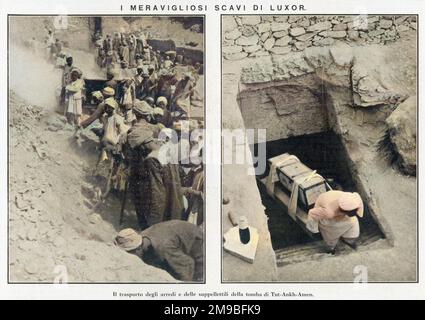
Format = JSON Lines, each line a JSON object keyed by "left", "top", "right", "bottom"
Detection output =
{"left": 223, "top": 15, "right": 416, "bottom": 60}
{"left": 8, "top": 91, "right": 175, "bottom": 282}
{"left": 384, "top": 96, "right": 416, "bottom": 175}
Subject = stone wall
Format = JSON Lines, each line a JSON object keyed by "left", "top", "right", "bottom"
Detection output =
{"left": 232, "top": 39, "right": 416, "bottom": 175}
{"left": 222, "top": 15, "right": 417, "bottom": 60}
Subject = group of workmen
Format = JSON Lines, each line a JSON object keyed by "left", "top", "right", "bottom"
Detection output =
{"left": 93, "top": 31, "right": 180, "bottom": 72}
{"left": 48, "top": 29, "right": 204, "bottom": 282}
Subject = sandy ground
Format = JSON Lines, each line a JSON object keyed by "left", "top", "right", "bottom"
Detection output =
{"left": 8, "top": 90, "right": 178, "bottom": 282}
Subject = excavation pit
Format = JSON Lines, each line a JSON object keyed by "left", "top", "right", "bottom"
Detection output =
{"left": 252, "top": 130, "right": 385, "bottom": 265}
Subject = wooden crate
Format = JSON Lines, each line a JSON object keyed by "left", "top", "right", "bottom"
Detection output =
{"left": 277, "top": 161, "right": 327, "bottom": 212}
{"left": 297, "top": 174, "right": 328, "bottom": 211}
{"left": 277, "top": 162, "right": 311, "bottom": 191}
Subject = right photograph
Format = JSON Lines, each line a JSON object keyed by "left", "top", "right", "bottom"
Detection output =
{"left": 221, "top": 15, "right": 417, "bottom": 282}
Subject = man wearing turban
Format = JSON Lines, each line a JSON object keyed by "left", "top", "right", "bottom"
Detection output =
{"left": 307, "top": 190, "right": 364, "bottom": 254}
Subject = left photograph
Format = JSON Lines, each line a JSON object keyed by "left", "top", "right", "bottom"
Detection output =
{"left": 8, "top": 15, "right": 205, "bottom": 283}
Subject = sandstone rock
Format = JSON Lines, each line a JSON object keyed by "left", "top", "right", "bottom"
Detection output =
{"left": 396, "top": 25, "right": 410, "bottom": 33}
{"left": 274, "top": 16, "right": 288, "bottom": 23}
{"left": 273, "top": 30, "right": 288, "bottom": 38}
{"left": 333, "top": 23, "right": 348, "bottom": 31}
{"left": 223, "top": 38, "right": 235, "bottom": 46}
{"left": 289, "top": 27, "right": 306, "bottom": 37}
{"left": 257, "top": 22, "right": 271, "bottom": 34}
{"left": 307, "top": 21, "right": 332, "bottom": 32}
{"left": 224, "top": 52, "right": 248, "bottom": 60}
{"left": 304, "top": 46, "right": 333, "bottom": 69}
{"left": 298, "top": 18, "right": 311, "bottom": 28}
{"left": 267, "top": 51, "right": 316, "bottom": 80}
{"left": 235, "top": 35, "right": 259, "bottom": 46}
{"left": 340, "top": 16, "right": 353, "bottom": 23}
{"left": 348, "top": 16, "right": 369, "bottom": 31}
{"left": 386, "top": 96, "right": 416, "bottom": 175}
{"left": 225, "top": 29, "right": 242, "bottom": 40}
{"left": 294, "top": 41, "right": 308, "bottom": 51}
{"left": 270, "top": 22, "right": 291, "bottom": 32}
{"left": 395, "top": 16, "right": 408, "bottom": 25}
{"left": 275, "top": 36, "right": 291, "bottom": 47}
{"left": 223, "top": 45, "right": 243, "bottom": 55}
{"left": 261, "top": 16, "right": 274, "bottom": 23}
{"left": 45, "top": 116, "right": 65, "bottom": 132}
{"left": 296, "top": 32, "right": 316, "bottom": 42}
{"left": 241, "top": 16, "right": 261, "bottom": 26}
{"left": 26, "top": 229, "right": 37, "bottom": 241}
{"left": 223, "top": 16, "right": 239, "bottom": 33}
{"left": 366, "top": 37, "right": 375, "bottom": 44}
{"left": 243, "top": 44, "right": 262, "bottom": 53}
{"left": 24, "top": 264, "right": 39, "bottom": 275}
{"left": 260, "top": 32, "right": 271, "bottom": 42}
{"left": 370, "top": 29, "right": 386, "bottom": 38}
{"left": 53, "top": 236, "right": 66, "bottom": 248}
{"left": 359, "top": 31, "right": 370, "bottom": 39}
{"left": 241, "top": 26, "right": 256, "bottom": 37}
{"left": 288, "top": 16, "right": 301, "bottom": 23}
{"left": 241, "top": 62, "right": 275, "bottom": 83}
{"left": 319, "top": 30, "right": 347, "bottom": 38}
{"left": 379, "top": 19, "right": 393, "bottom": 29}
{"left": 384, "top": 29, "right": 397, "bottom": 38}
{"left": 313, "top": 37, "right": 335, "bottom": 46}
{"left": 89, "top": 213, "right": 102, "bottom": 224}
{"left": 367, "top": 22, "right": 378, "bottom": 31}
{"left": 352, "top": 65, "right": 404, "bottom": 108}
{"left": 263, "top": 38, "right": 275, "bottom": 51}
{"left": 329, "top": 43, "right": 354, "bottom": 67}
{"left": 235, "top": 16, "right": 243, "bottom": 26}
{"left": 248, "top": 50, "right": 271, "bottom": 58}
{"left": 368, "top": 16, "right": 380, "bottom": 24}
{"left": 270, "top": 46, "right": 292, "bottom": 55}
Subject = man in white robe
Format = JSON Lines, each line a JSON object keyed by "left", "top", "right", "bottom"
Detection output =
{"left": 307, "top": 190, "right": 364, "bottom": 254}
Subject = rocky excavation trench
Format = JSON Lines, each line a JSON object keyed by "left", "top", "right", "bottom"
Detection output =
{"left": 222, "top": 26, "right": 417, "bottom": 281}
{"left": 241, "top": 70, "right": 391, "bottom": 264}
{"left": 243, "top": 71, "right": 389, "bottom": 265}
{"left": 253, "top": 131, "right": 385, "bottom": 266}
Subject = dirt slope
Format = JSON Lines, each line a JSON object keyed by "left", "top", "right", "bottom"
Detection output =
{"left": 8, "top": 91, "right": 175, "bottom": 282}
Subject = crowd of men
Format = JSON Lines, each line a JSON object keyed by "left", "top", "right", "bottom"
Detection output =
{"left": 45, "top": 27, "right": 204, "bottom": 282}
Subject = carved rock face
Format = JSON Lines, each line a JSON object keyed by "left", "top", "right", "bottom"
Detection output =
{"left": 386, "top": 96, "right": 416, "bottom": 175}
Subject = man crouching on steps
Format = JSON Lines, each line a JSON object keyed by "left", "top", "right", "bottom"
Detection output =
{"left": 306, "top": 191, "right": 364, "bottom": 255}
{"left": 114, "top": 220, "right": 203, "bottom": 282}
